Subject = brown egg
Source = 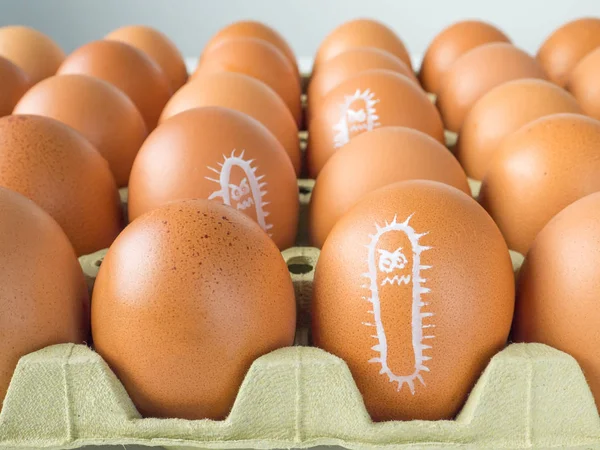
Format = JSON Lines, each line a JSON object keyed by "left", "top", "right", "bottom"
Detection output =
{"left": 308, "top": 47, "right": 420, "bottom": 121}
{"left": 57, "top": 40, "right": 171, "bottom": 130}
{"left": 420, "top": 20, "right": 511, "bottom": 95}
{"left": 0, "top": 115, "right": 122, "bottom": 256}
{"left": 567, "top": 47, "right": 600, "bottom": 121}
{"left": 437, "top": 42, "right": 547, "bottom": 132}
{"left": 313, "top": 19, "right": 412, "bottom": 73}
{"left": 129, "top": 107, "right": 298, "bottom": 249}
{"left": 309, "top": 127, "right": 470, "bottom": 248}
{"left": 13, "top": 74, "right": 148, "bottom": 187}
{"left": 194, "top": 38, "right": 302, "bottom": 126}
{"left": 307, "top": 69, "right": 444, "bottom": 178}
{"left": 513, "top": 192, "right": 600, "bottom": 408}
{"left": 312, "top": 180, "right": 514, "bottom": 421}
{"left": 160, "top": 72, "right": 300, "bottom": 175}
{"left": 0, "top": 186, "right": 89, "bottom": 408}
{"left": 0, "top": 56, "right": 30, "bottom": 117}
{"left": 92, "top": 199, "right": 296, "bottom": 419}
{"left": 479, "top": 113, "right": 600, "bottom": 254}
{"left": 537, "top": 17, "right": 600, "bottom": 87}
{"left": 0, "top": 25, "right": 65, "bottom": 84}
{"left": 456, "top": 79, "right": 583, "bottom": 180}
{"left": 202, "top": 20, "right": 298, "bottom": 75}
{"left": 105, "top": 25, "right": 188, "bottom": 92}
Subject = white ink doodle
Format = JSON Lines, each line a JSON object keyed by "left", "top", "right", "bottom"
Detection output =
{"left": 333, "top": 88, "right": 381, "bottom": 149}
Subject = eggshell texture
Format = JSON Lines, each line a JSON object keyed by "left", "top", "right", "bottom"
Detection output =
{"left": 308, "top": 47, "right": 419, "bottom": 120}
{"left": 202, "top": 20, "right": 298, "bottom": 75}
{"left": 194, "top": 38, "right": 302, "bottom": 126}
{"left": 537, "top": 17, "right": 600, "bottom": 87}
{"left": 0, "top": 186, "right": 89, "bottom": 408}
{"left": 0, "top": 56, "right": 30, "bottom": 117}
{"left": 420, "top": 20, "right": 511, "bottom": 95}
{"left": 0, "top": 25, "right": 65, "bottom": 84}
{"left": 105, "top": 25, "right": 188, "bottom": 92}
{"left": 313, "top": 19, "right": 412, "bottom": 73}
{"left": 0, "top": 115, "right": 122, "bottom": 256}
{"left": 57, "top": 40, "right": 171, "bottom": 130}
{"left": 513, "top": 192, "right": 600, "bottom": 409}
{"left": 307, "top": 69, "right": 444, "bottom": 178}
{"left": 567, "top": 47, "right": 600, "bottom": 121}
{"left": 92, "top": 199, "right": 296, "bottom": 419}
{"left": 128, "top": 107, "right": 298, "bottom": 249}
{"left": 160, "top": 72, "right": 300, "bottom": 175}
{"left": 13, "top": 74, "right": 148, "bottom": 187}
{"left": 437, "top": 42, "right": 547, "bottom": 132}
{"left": 309, "top": 127, "right": 470, "bottom": 248}
{"left": 312, "top": 180, "right": 514, "bottom": 421}
{"left": 479, "top": 113, "right": 600, "bottom": 254}
{"left": 456, "top": 78, "right": 583, "bottom": 180}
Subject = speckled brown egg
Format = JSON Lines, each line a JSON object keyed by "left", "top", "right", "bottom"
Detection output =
{"left": 92, "top": 199, "right": 296, "bottom": 420}
{"left": 0, "top": 56, "right": 30, "bottom": 117}
{"left": 194, "top": 37, "right": 301, "bottom": 126}
{"left": 13, "top": 74, "right": 148, "bottom": 187}
{"left": 313, "top": 19, "right": 412, "bottom": 74}
{"left": 0, "top": 25, "right": 65, "bottom": 84}
{"left": 160, "top": 72, "right": 300, "bottom": 175}
{"left": 308, "top": 47, "right": 419, "bottom": 121}
{"left": 0, "top": 115, "right": 122, "bottom": 256}
{"left": 128, "top": 106, "right": 298, "bottom": 249}
{"left": 537, "top": 17, "right": 600, "bottom": 88}
{"left": 513, "top": 191, "right": 600, "bottom": 409}
{"left": 307, "top": 69, "right": 444, "bottom": 178}
{"left": 312, "top": 180, "right": 514, "bottom": 421}
{"left": 105, "top": 25, "right": 188, "bottom": 92}
{"left": 57, "top": 40, "right": 171, "bottom": 130}
{"left": 567, "top": 47, "right": 600, "bottom": 121}
{"left": 479, "top": 113, "right": 600, "bottom": 254}
{"left": 437, "top": 42, "right": 547, "bottom": 132}
{"left": 0, "top": 186, "right": 89, "bottom": 408}
{"left": 420, "top": 20, "right": 511, "bottom": 95}
{"left": 309, "top": 127, "right": 470, "bottom": 248}
{"left": 456, "top": 78, "right": 583, "bottom": 180}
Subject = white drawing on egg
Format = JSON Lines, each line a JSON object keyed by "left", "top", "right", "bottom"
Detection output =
{"left": 332, "top": 89, "right": 381, "bottom": 149}
{"left": 206, "top": 149, "right": 272, "bottom": 235}
{"left": 361, "top": 214, "right": 433, "bottom": 395}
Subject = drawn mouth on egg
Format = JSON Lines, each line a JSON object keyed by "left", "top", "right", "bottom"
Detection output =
{"left": 380, "top": 274, "right": 412, "bottom": 286}
{"left": 236, "top": 198, "right": 255, "bottom": 211}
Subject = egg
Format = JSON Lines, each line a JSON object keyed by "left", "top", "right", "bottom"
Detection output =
{"left": 479, "top": 113, "right": 600, "bottom": 254}
{"left": 312, "top": 180, "right": 514, "bottom": 421}
{"left": 512, "top": 191, "right": 600, "bottom": 409}
{"left": 307, "top": 69, "right": 444, "bottom": 178}
{"left": 0, "top": 25, "right": 65, "bottom": 84}
{"left": 567, "top": 47, "right": 600, "bottom": 121}
{"left": 313, "top": 19, "right": 412, "bottom": 73}
{"left": 194, "top": 38, "right": 302, "bottom": 126}
{"left": 437, "top": 42, "right": 547, "bottom": 132}
{"left": 0, "top": 56, "right": 30, "bottom": 117}
{"left": 456, "top": 78, "right": 583, "bottom": 180}
{"left": 57, "top": 40, "right": 171, "bottom": 130}
{"left": 128, "top": 106, "right": 298, "bottom": 249}
{"left": 202, "top": 20, "right": 298, "bottom": 76}
{"left": 309, "top": 127, "right": 470, "bottom": 248}
{"left": 105, "top": 25, "right": 188, "bottom": 92}
{"left": 159, "top": 72, "right": 300, "bottom": 175}
{"left": 0, "top": 115, "right": 122, "bottom": 256}
{"left": 13, "top": 74, "right": 148, "bottom": 187}
{"left": 0, "top": 186, "right": 89, "bottom": 408}
{"left": 420, "top": 20, "right": 510, "bottom": 95}
{"left": 537, "top": 17, "right": 600, "bottom": 87}
{"left": 92, "top": 199, "right": 296, "bottom": 419}
{"left": 308, "top": 47, "right": 419, "bottom": 121}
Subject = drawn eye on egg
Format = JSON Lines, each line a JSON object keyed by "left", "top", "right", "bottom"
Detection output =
{"left": 229, "top": 177, "right": 250, "bottom": 201}
{"left": 332, "top": 89, "right": 381, "bottom": 149}
{"left": 378, "top": 248, "right": 408, "bottom": 273}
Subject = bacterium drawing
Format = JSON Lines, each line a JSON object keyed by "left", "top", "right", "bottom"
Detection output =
{"left": 333, "top": 88, "right": 381, "bottom": 149}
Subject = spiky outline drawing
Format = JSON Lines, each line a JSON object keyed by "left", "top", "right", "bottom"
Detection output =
{"left": 362, "top": 214, "right": 433, "bottom": 395}
{"left": 206, "top": 149, "right": 273, "bottom": 235}
{"left": 333, "top": 88, "right": 381, "bottom": 149}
